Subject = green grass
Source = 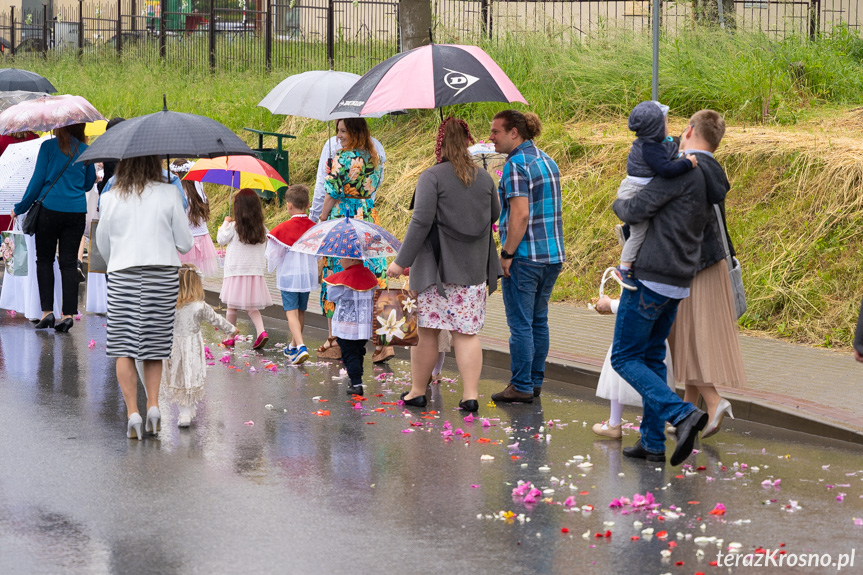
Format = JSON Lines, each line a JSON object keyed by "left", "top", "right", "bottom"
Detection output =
{"left": 7, "top": 27, "right": 863, "bottom": 347}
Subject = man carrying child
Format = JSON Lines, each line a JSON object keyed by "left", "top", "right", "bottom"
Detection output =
{"left": 609, "top": 109, "right": 726, "bottom": 466}
{"left": 266, "top": 185, "right": 318, "bottom": 365}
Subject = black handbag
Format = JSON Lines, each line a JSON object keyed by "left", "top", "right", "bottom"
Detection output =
{"left": 22, "top": 144, "right": 78, "bottom": 236}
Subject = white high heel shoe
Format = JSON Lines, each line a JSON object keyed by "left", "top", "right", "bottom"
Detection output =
{"left": 702, "top": 398, "right": 735, "bottom": 439}
{"left": 144, "top": 406, "right": 161, "bottom": 435}
{"left": 127, "top": 413, "right": 143, "bottom": 440}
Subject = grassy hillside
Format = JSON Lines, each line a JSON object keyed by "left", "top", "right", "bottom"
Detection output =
{"left": 9, "top": 28, "right": 863, "bottom": 347}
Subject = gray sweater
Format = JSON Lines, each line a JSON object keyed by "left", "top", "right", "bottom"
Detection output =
{"left": 395, "top": 162, "right": 502, "bottom": 296}
{"left": 612, "top": 167, "right": 711, "bottom": 288}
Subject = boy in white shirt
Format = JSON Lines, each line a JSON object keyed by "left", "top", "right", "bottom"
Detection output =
{"left": 266, "top": 185, "right": 317, "bottom": 364}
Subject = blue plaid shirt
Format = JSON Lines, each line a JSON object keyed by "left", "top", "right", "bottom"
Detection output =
{"left": 497, "top": 140, "right": 565, "bottom": 264}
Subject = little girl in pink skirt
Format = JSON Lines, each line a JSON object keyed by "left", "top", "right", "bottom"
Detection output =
{"left": 217, "top": 189, "right": 272, "bottom": 350}
{"left": 171, "top": 160, "right": 219, "bottom": 276}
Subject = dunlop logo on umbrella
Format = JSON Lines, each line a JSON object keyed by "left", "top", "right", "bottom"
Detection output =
{"left": 443, "top": 69, "right": 479, "bottom": 96}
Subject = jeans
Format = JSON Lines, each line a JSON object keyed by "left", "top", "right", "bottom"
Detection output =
{"left": 337, "top": 338, "right": 366, "bottom": 386}
{"left": 610, "top": 280, "right": 695, "bottom": 454}
{"left": 34, "top": 207, "right": 86, "bottom": 316}
{"left": 501, "top": 258, "right": 562, "bottom": 394}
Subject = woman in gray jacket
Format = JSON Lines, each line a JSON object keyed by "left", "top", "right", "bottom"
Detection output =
{"left": 386, "top": 118, "right": 502, "bottom": 412}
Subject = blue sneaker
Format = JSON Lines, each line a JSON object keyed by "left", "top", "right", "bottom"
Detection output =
{"left": 292, "top": 346, "right": 310, "bottom": 365}
{"left": 283, "top": 346, "right": 298, "bottom": 360}
{"left": 616, "top": 266, "right": 638, "bottom": 291}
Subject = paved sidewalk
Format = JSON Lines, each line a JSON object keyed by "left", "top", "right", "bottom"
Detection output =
{"left": 204, "top": 272, "right": 863, "bottom": 442}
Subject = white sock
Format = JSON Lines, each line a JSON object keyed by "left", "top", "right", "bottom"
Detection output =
{"left": 609, "top": 400, "right": 624, "bottom": 427}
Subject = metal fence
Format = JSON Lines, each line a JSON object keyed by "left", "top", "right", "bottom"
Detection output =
{"left": 0, "top": 0, "right": 399, "bottom": 72}
{"left": 432, "top": 0, "right": 862, "bottom": 43}
{"left": 0, "top": 0, "right": 859, "bottom": 71}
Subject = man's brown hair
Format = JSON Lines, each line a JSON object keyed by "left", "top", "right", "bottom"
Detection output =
{"left": 689, "top": 110, "right": 725, "bottom": 150}
{"left": 284, "top": 184, "right": 310, "bottom": 211}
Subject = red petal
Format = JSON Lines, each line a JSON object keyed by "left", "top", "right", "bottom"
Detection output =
{"left": 561, "top": 528, "right": 570, "bottom": 534}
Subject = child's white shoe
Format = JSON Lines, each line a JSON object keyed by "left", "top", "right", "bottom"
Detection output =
{"left": 178, "top": 406, "right": 192, "bottom": 428}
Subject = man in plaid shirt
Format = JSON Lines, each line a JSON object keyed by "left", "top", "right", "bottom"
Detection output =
{"left": 489, "top": 110, "right": 565, "bottom": 404}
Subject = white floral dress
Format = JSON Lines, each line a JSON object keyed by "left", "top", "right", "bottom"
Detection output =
{"left": 417, "top": 282, "right": 487, "bottom": 335}
{"left": 161, "top": 301, "right": 235, "bottom": 413}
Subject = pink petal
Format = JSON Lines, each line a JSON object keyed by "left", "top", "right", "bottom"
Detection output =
{"left": 464, "top": 413, "right": 475, "bottom": 423}
{"left": 243, "top": 421, "right": 254, "bottom": 426}
{"left": 481, "top": 418, "right": 491, "bottom": 427}
{"left": 470, "top": 484, "right": 480, "bottom": 489}
{"left": 352, "top": 403, "right": 363, "bottom": 410}
{"left": 564, "top": 496, "right": 577, "bottom": 508}
{"left": 401, "top": 429, "right": 414, "bottom": 433}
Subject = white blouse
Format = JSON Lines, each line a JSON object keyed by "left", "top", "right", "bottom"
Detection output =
{"left": 96, "top": 181, "right": 194, "bottom": 274}
{"left": 328, "top": 285, "right": 376, "bottom": 340}
{"left": 216, "top": 221, "right": 268, "bottom": 278}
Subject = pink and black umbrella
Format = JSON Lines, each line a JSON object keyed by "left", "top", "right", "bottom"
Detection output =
{"left": 330, "top": 43, "right": 527, "bottom": 117}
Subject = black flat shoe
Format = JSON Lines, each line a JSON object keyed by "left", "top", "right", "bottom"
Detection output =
{"left": 622, "top": 441, "right": 666, "bottom": 462}
{"left": 400, "top": 391, "right": 427, "bottom": 407}
{"left": 533, "top": 387, "right": 542, "bottom": 398}
{"left": 670, "top": 408, "right": 708, "bottom": 466}
{"left": 347, "top": 384, "right": 364, "bottom": 396}
{"left": 35, "top": 313, "right": 55, "bottom": 329}
{"left": 54, "top": 318, "right": 74, "bottom": 333}
{"left": 458, "top": 399, "right": 479, "bottom": 413}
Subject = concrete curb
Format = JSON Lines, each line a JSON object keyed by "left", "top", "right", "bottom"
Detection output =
{"left": 206, "top": 289, "right": 863, "bottom": 446}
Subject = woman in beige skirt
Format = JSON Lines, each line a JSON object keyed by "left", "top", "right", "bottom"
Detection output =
{"left": 668, "top": 160, "right": 745, "bottom": 439}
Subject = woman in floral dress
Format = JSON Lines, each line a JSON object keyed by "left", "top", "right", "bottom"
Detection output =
{"left": 317, "top": 118, "right": 392, "bottom": 362}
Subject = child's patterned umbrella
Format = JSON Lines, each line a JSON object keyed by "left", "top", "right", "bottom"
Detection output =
{"left": 291, "top": 217, "right": 401, "bottom": 261}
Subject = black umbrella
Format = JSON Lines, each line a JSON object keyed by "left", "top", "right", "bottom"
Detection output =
{"left": 78, "top": 97, "right": 255, "bottom": 164}
{"left": 0, "top": 68, "right": 56, "bottom": 93}
{"left": 330, "top": 43, "right": 527, "bottom": 117}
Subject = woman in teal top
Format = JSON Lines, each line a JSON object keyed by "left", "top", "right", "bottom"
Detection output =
{"left": 11, "top": 123, "right": 96, "bottom": 332}
{"left": 316, "top": 118, "right": 391, "bottom": 361}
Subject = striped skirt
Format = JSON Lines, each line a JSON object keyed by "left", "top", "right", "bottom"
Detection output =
{"left": 106, "top": 266, "right": 179, "bottom": 360}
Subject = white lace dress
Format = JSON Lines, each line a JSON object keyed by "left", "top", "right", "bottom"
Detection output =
{"left": 161, "top": 301, "right": 235, "bottom": 413}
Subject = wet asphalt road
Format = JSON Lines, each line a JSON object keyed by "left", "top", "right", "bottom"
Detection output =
{"left": 1, "top": 311, "right": 862, "bottom": 575}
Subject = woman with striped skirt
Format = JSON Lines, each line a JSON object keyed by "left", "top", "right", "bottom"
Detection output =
{"left": 96, "top": 155, "right": 194, "bottom": 440}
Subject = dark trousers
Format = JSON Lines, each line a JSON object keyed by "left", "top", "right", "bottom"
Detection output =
{"left": 337, "top": 338, "right": 367, "bottom": 385}
{"left": 34, "top": 207, "right": 86, "bottom": 316}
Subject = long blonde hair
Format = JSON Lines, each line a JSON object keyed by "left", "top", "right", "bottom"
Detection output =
{"left": 177, "top": 264, "right": 205, "bottom": 308}
{"left": 440, "top": 119, "right": 477, "bottom": 187}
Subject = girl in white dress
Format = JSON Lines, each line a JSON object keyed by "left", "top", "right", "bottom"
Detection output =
{"left": 162, "top": 264, "right": 237, "bottom": 427}
{"left": 592, "top": 293, "right": 675, "bottom": 438}
{"left": 172, "top": 160, "right": 219, "bottom": 277}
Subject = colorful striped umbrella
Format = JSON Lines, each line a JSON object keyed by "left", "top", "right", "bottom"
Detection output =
{"left": 331, "top": 43, "right": 527, "bottom": 117}
{"left": 184, "top": 155, "right": 286, "bottom": 192}
{"left": 291, "top": 217, "right": 401, "bottom": 261}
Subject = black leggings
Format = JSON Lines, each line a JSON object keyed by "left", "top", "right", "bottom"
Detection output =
{"left": 34, "top": 207, "right": 86, "bottom": 316}
{"left": 337, "top": 338, "right": 367, "bottom": 386}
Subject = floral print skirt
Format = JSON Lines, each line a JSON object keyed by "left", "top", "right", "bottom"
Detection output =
{"left": 417, "top": 282, "right": 487, "bottom": 335}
